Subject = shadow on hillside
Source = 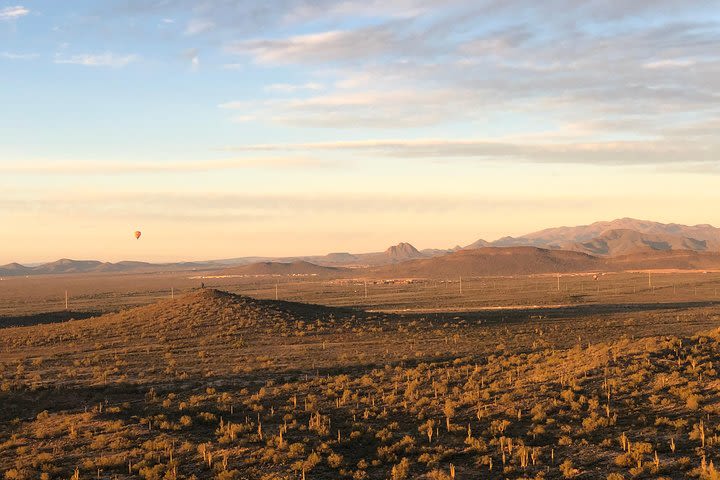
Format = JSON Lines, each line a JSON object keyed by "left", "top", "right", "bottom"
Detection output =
{"left": 0, "top": 352, "right": 474, "bottom": 425}
{"left": 418, "top": 300, "right": 720, "bottom": 324}
{"left": 0, "top": 310, "right": 101, "bottom": 328}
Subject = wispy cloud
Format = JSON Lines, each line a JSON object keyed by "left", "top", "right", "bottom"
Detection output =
{"left": 0, "top": 157, "right": 329, "bottom": 175}
{"left": 643, "top": 58, "right": 697, "bottom": 69}
{"left": 0, "top": 5, "right": 29, "bottom": 20}
{"left": 183, "top": 48, "right": 200, "bottom": 71}
{"left": 184, "top": 18, "right": 214, "bottom": 35}
{"left": 3, "top": 190, "right": 600, "bottom": 220}
{"left": 219, "top": 88, "right": 492, "bottom": 128}
{"left": 220, "top": 138, "right": 720, "bottom": 167}
{"left": 218, "top": 101, "right": 248, "bottom": 109}
{"left": 54, "top": 52, "right": 139, "bottom": 68}
{"left": 0, "top": 51, "right": 37, "bottom": 60}
{"left": 226, "top": 26, "right": 421, "bottom": 64}
{"left": 264, "top": 82, "right": 323, "bottom": 93}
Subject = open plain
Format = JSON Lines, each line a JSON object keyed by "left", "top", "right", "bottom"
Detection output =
{"left": 3, "top": 266, "right": 720, "bottom": 479}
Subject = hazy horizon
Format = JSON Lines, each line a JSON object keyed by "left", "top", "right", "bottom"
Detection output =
{"left": 2, "top": 1, "right": 719, "bottom": 264}
{"left": 5, "top": 215, "right": 720, "bottom": 266}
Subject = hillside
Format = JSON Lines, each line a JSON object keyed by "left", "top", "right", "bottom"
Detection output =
{"left": 369, "top": 246, "right": 603, "bottom": 277}
{"left": 383, "top": 242, "right": 425, "bottom": 261}
{"left": 36, "top": 259, "right": 105, "bottom": 274}
{"left": 297, "top": 242, "right": 432, "bottom": 267}
{"left": 606, "top": 249, "right": 720, "bottom": 271}
{"left": 460, "top": 218, "right": 720, "bottom": 257}
{"left": 369, "top": 245, "right": 720, "bottom": 278}
{"left": 464, "top": 238, "right": 491, "bottom": 249}
{"left": 496, "top": 218, "right": 720, "bottom": 251}
{"left": 4, "top": 289, "right": 720, "bottom": 479}
{"left": 0, "top": 262, "right": 31, "bottom": 276}
{"left": 0, "top": 289, "right": 373, "bottom": 389}
{"left": 219, "top": 260, "right": 348, "bottom": 276}
{"left": 566, "top": 229, "right": 713, "bottom": 256}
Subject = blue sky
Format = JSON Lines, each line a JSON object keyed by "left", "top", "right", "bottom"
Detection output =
{"left": 1, "top": 1, "right": 719, "bottom": 263}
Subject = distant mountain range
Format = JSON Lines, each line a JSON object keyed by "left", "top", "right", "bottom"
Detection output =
{"left": 0, "top": 258, "right": 215, "bottom": 277}
{"left": 466, "top": 218, "right": 720, "bottom": 256}
{"left": 3, "top": 218, "right": 720, "bottom": 277}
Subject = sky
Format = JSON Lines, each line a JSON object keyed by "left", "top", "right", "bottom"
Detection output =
{"left": 1, "top": 0, "right": 719, "bottom": 263}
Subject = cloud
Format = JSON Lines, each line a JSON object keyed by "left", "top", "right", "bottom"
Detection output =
{"left": 111, "top": 0, "right": 442, "bottom": 34}
{"left": 264, "top": 82, "right": 323, "bottom": 93}
{"left": 643, "top": 58, "right": 697, "bottom": 69}
{"left": 214, "top": 10, "right": 720, "bottom": 133}
{"left": 0, "top": 157, "right": 329, "bottom": 175}
{"left": 2, "top": 190, "right": 601, "bottom": 221}
{"left": 219, "top": 88, "right": 494, "bottom": 128}
{"left": 19, "top": 1, "right": 720, "bottom": 169}
{"left": 220, "top": 138, "right": 720, "bottom": 167}
{"left": 0, "top": 51, "right": 37, "bottom": 60}
{"left": 0, "top": 5, "right": 28, "bottom": 20}
{"left": 184, "top": 18, "right": 215, "bottom": 35}
{"left": 54, "top": 52, "right": 139, "bottom": 68}
{"left": 218, "top": 100, "right": 248, "bottom": 109}
{"left": 230, "top": 115, "right": 256, "bottom": 123}
{"left": 183, "top": 48, "right": 200, "bottom": 70}
{"left": 226, "top": 25, "right": 426, "bottom": 64}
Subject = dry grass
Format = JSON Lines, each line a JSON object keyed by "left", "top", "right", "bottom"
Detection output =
{"left": 2, "top": 289, "right": 720, "bottom": 479}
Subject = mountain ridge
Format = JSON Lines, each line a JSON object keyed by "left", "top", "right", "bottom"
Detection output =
{"left": 4, "top": 218, "right": 720, "bottom": 277}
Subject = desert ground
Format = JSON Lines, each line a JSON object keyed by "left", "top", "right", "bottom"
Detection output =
{"left": 2, "top": 269, "right": 720, "bottom": 318}
{"left": 2, "top": 269, "right": 720, "bottom": 479}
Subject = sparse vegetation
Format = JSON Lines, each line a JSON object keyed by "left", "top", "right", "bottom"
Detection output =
{"left": 2, "top": 287, "right": 720, "bottom": 478}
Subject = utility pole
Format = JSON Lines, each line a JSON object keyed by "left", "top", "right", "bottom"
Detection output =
{"left": 364, "top": 280, "right": 368, "bottom": 299}
{"left": 171, "top": 287, "right": 174, "bottom": 299}
{"left": 65, "top": 290, "right": 68, "bottom": 310}
{"left": 459, "top": 276, "right": 463, "bottom": 295}
{"left": 648, "top": 272, "right": 652, "bottom": 288}
{"left": 557, "top": 274, "right": 560, "bottom": 292}
{"left": 275, "top": 282, "right": 279, "bottom": 301}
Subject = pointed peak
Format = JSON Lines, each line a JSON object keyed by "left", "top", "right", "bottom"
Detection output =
{"left": 384, "top": 242, "right": 423, "bottom": 259}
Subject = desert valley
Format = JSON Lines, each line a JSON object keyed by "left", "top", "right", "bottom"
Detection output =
{"left": 4, "top": 219, "right": 720, "bottom": 479}
{"left": 3, "top": 2, "right": 718, "bottom": 478}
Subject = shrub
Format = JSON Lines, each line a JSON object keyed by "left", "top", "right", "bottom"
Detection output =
{"left": 560, "top": 459, "right": 577, "bottom": 478}
{"left": 391, "top": 458, "right": 411, "bottom": 480}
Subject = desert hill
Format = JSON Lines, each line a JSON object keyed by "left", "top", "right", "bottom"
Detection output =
{"left": 464, "top": 238, "right": 491, "bottom": 249}
{"left": 219, "top": 260, "right": 347, "bottom": 276}
{"left": 5, "top": 290, "right": 720, "bottom": 478}
{"left": 38, "top": 258, "right": 106, "bottom": 274}
{"left": 369, "top": 246, "right": 603, "bottom": 277}
{"left": 606, "top": 249, "right": 720, "bottom": 271}
{"left": 384, "top": 242, "right": 424, "bottom": 261}
{"left": 0, "top": 262, "right": 32, "bottom": 276}
{"left": 0, "top": 289, "right": 381, "bottom": 389}
{"left": 369, "top": 245, "right": 720, "bottom": 278}
{"left": 216, "top": 245, "right": 427, "bottom": 277}
{"left": 566, "top": 229, "right": 713, "bottom": 256}
{"left": 292, "top": 242, "right": 432, "bottom": 267}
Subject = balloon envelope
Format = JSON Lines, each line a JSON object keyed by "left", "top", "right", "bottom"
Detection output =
{"left": 134, "top": 231, "right": 141, "bottom": 239}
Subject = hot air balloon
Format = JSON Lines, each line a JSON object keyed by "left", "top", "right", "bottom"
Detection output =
{"left": 134, "top": 231, "right": 142, "bottom": 240}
